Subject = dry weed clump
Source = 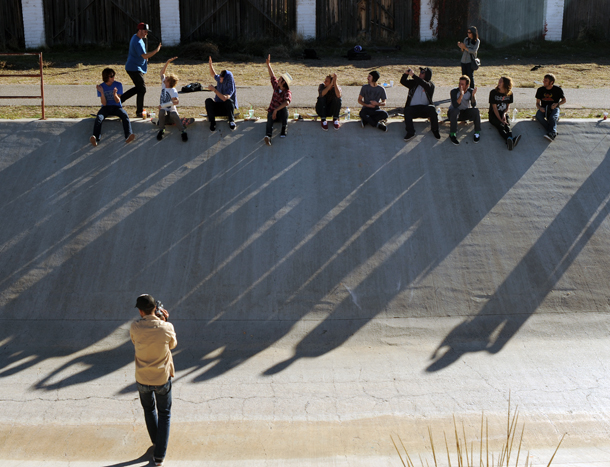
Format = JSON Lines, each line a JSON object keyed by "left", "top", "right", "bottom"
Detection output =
{"left": 391, "top": 397, "right": 566, "bottom": 467}
{"left": 181, "top": 41, "right": 220, "bottom": 61}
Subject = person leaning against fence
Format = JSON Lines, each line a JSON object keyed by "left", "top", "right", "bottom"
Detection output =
{"left": 316, "top": 73, "right": 342, "bottom": 131}
{"left": 205, "top": 56, "right": 238, "bottom": 132}
{"left": 156, "top": 57, "right": 188, "bottom": 142}
{"left": 90, "top": 68, "right": 135, "bottom": 147}
{"left": 264, "top": 54, "right": 292, "bottom": 146}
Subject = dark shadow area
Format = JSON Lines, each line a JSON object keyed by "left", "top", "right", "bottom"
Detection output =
{"left": 0, "top": 120, "right": 606, "bottom": 391}
{"left": 427, "top": 145, "right": 610, "bottom": 371}
{"left": 102, "top": 445, "right": 154, "bottom": 467}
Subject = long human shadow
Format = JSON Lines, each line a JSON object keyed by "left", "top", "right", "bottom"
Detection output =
{"left": 426, "top": 146, "right": 610, "bottom": 371}
{"left": 172, "top": 123, "right": 545, "bottom": 382}
{"left": 0, "top": 120, "right": 249, "bottom": 387}
{"left": 2, "top": 119, "right": 596, "bottom": 391}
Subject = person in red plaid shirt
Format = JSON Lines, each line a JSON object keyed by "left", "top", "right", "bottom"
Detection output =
{"left": 264, "top": 54, "right": 292, "bottom": 146}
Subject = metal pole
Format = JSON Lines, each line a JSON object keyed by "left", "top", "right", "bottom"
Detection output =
{"left": 39, "top": 52, "right": 46, "bottom": 120}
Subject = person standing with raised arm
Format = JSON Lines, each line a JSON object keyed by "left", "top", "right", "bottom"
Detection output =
{"left": 264, "top": 54, "right": 292, "bottom": 146}
{"left": 121, "top": 22, "right": 162, "bottom": 118}
{"left": 205, "top": 56, "right": 238, "bottom": 132}
{"left": 316, "top": 73, "right": 342, "bottom": 131}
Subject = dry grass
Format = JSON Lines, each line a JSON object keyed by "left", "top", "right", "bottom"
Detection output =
{"left": 1, "top": 50, "right": 609, "bottom": 88}
{"left": 392, "top": 396, "right": 566, "bottom": 467}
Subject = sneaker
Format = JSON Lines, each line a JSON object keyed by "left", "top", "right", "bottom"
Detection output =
{"left": 512, "top": 134, "right": 521, "bottom": 149}
{"left": 126, "top": 133, "right": 136, "bottom": 144}
{"left": 264, "top": 135, "right": 271, "bottom": 146}
{"left": 473, "top": 133, "right": 480, "bottom": 143}
{"left": 333, "top": 120, "right": 340, "bottom": 130}
{"left": 89, "top": 135, "right": 98, "bottom": 147}
{"left": 229, "top": 122, "right": 236, "bottom": 130}
{"left": 377, "top": 122, "right": 387, "bottom": 132}
{"left": 432, "top": 129, "right": 441, "bottom": 140}
{"left": 507, "top": 136, "right": 514, "bottom": 151}
{"left": 360, "top": 118, "right": 365, "bottom": 128}
{"left": 210, "top": 123, "right": 216, "bottom": 132}
{"left": 450, "top": 135, "right": 459, "bottom": 145}
{"left": 280, "top": 128, "right": 287, "bottom": 138}
{"left": 321, "top": 120, "right": 328, "bottom": 131}
{"left": 153, "top": 457, "right": 164, "bottom": 466}
{"left": 544, "top": 132, "right": 554, "bottom": 142}
{"left": 404, "top": 133, "right": 415, "bottom": 142}
{"left": 157, "top": 129, "right": 165, "bottom": 141}
{"left": 181, "top": 131, "right": 188, "bottom": 142}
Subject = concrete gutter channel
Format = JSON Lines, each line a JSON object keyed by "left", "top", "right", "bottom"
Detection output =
{"left": 0, "top": 119, "right": 609, "bottom": 465}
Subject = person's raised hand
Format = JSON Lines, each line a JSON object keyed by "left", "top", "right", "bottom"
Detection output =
{"left": 266, "top": 54, "right": 271, "bottom": 65}
{"left": 209, "top": 56, "right": 213, "bottom": 66}
{"left": 167, "top": 56, "right": 177, "bottom": 63}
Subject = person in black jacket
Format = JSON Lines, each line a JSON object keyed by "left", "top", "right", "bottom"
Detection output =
{"left": 401, "top": 67, "right": 439, "bottom": 141}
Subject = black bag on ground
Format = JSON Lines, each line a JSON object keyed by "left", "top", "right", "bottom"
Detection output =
{"left": 181, "top": 82, "right": 202, "bottom": 92}
{"left": 347, "top": 46, "right": 371, "bottom": 60}
{"left": 303, "top": 48, "right": 320, "bottom": 59}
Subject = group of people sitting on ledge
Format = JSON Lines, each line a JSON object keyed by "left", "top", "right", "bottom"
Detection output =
{"left": 90, "top": 55, "right": 566, "bottom": 152}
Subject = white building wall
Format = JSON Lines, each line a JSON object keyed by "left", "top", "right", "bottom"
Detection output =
{"left": 544, "top": 0, "right": 565, "bottom": 41}
{"left": 21, "top": 0, "right": 46, "bottom": 49}
{"left": 296, "top": 0, "right": 316, "bottom": 39}
{"left": 160, "top": 0, "right": 181, "bottom": 46}
{"left": 420, "top": 0, "right": 437, "bottom": 41}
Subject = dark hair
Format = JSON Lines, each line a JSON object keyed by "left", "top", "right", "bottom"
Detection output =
{"left": 544, "top": 73, "right": 556, "bottom": 84}
{"left": 220, "top": 70, "right": 227, "bottom": 78}
{"left": 498, "top": 76, "right": 513, "bottom": 95}
{"left": 467, "top": 26, "right": 479, "bottom": 43}
{"left": 102, "top": 68, "right": 116, "bottom": 83}
{"left": 459, "top": 75, "right": 471, "bottom": 87}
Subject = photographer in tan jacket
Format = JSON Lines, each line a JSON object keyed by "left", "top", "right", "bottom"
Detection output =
{"left": 130, "top": 294, "right": 177, "bottom": 467}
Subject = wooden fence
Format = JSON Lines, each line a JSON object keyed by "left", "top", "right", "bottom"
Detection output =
{"left": 472, "top": 0, "right": 545, "bottom": 45}
{"left": 562, "top": 0, "right": 610, "bottom": 40}
{"left": 316, "top": 0, "right": 414, "bottom": 41}
{"left": 43, "top": 0, "right": 161, "bottom": 47}
{"left": 180, "top": 0, "right": 296, "bottom": 41}
{"left": 1, "top": 0, "right": 25, "bottom": 50}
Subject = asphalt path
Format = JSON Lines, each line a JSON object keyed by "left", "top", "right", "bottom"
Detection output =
{"left": 1, "top": 119, "right": 610, "bottom": 466}
{"left": 1, "top": 84, "right": 609, "bottom": 111}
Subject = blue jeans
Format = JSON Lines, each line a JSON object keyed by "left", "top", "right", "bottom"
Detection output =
{"left": 137, "top": 378, "right": 172, "bottom": 461}
{"left": 93, "top": 105, "right": 132, "bottom": 140}
{"left": 536, "top": 107, "right": 559, "bottom": 135}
